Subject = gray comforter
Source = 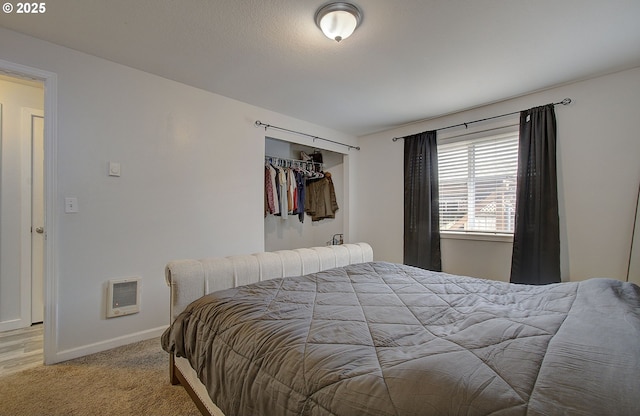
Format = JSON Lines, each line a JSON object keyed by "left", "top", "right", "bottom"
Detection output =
{"left": 162, "top": 262, "right": 640, "bottom": 416}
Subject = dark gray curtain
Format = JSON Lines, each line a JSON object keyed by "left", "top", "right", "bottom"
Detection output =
{"left": 404, "top": 131, "right": 441, "bottom": 271}
{"left": 510, "top": 104, "right": 561, "bottom": 284}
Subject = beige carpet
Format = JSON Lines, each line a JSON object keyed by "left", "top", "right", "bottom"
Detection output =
{"left": 0, "top": 337, "right": 200, "bottom": 416}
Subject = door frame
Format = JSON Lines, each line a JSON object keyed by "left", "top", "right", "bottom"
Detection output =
{"left": 0, "top": 59, "right": 58, "bottom": 364}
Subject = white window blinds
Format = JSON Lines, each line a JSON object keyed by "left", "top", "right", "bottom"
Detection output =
{"left": 438, "top": 131, "right": 519, "bottom": 234}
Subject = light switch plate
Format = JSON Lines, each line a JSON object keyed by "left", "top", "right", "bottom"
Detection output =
{"left": 109, "top": 162, "right": 121, "bottom": 177}
{"left": 65, "top": 197, "right": 78, "bottom": 213}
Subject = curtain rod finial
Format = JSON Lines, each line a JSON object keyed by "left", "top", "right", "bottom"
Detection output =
{"left": 561, "top": 98, "right": 571, "bottom": 105}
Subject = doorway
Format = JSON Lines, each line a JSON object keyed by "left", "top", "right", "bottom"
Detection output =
{"left": 0, "top": 75, "right": 45, "bottom": 331}
{"left": 264, "top": 137, "right": 346, "bottom": 251}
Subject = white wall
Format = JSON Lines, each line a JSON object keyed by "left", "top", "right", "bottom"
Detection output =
{"left": 0, "top": 77, "right": 44, "bottom": 328}
{"left": 0, "top": 27, "right": 358, "bottom": 362}
{"left": 357, "top": 67, "right": 640, "bottom": 282}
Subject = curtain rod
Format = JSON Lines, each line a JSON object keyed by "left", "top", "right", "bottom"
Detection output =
{"left": 255, "top": 120, "right": 360, "bottom": 151}
{"left": 392, "top": 98, "right": 572, "bottom": 142}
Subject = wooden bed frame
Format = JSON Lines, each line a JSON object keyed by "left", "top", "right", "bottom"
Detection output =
{"left": 165, "top": 243, "right": 374, "bottom": 416}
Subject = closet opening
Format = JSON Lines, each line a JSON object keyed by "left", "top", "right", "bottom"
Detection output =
{"left": 264, "top": 137, "right": 345, "bottom": 251}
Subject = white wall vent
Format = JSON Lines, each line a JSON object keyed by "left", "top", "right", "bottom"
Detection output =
{"left": 106, "top": 277, "right": 141, "bottom": 318}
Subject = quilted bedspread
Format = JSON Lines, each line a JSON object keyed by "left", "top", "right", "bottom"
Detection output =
{"left": 162, "top": 262, "right": 640, "bottom": 416}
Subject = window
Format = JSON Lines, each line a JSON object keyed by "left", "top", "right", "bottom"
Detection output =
{"left": 438, "top": 130, "right": 518, "bottom": 234}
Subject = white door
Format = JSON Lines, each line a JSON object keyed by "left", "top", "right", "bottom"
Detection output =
{"left": 30, "top": 114, "right": 45, "bottom": 323}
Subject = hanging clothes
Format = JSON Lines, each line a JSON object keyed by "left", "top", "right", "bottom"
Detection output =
{"left": 265, "top": 165, "right": 276, "bottom": 216}
{"left": 264, "top": 155, "right": 327, "bottom": 223}
{"left": 295, "top": 170, "right": 306, "bottom": 223}
{"left": 277, "top": 166, "right": 288, "bottom": 219}
{"left": 305, "top": 171, "right": 339, "bottom": 221}
{"left": 287, "top": 168, "right": 296, "bottom": 214}
{"left": 265, "top": 164, "right": 279, "bottom": 215}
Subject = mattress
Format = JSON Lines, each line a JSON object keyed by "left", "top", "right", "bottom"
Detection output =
{"left": 162, "top": 261, "right": 640, "bottom": 415}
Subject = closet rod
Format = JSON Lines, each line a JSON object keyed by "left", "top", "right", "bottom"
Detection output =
{"left": 255, "top": 120, "right": 360, "bottom": 151}
{"left": 392, "top": 98, "right": 572, "bottom": 142}
{"left": 265, "top": 155, "right": 323, "bottom": 167}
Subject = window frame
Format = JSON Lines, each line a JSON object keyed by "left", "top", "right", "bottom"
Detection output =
{"left": 437, "top": 123, "right": 519, "bottom": 242}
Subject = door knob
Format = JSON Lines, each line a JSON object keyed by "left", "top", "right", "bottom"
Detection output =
{"left": 35, "top": 227, "right": 44, "bottom": 234}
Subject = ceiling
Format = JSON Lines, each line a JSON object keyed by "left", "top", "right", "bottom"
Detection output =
{"left": 1, "top": 0, "right": 639, "bottom": 136}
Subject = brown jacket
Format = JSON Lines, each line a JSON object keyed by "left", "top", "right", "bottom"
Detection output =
{"left": 305, "top": 172, "right": 339, "bottom": 221}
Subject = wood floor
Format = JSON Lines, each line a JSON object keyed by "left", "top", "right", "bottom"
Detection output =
{"left": 0, "top": 324, "right": 43, "bottom": 377}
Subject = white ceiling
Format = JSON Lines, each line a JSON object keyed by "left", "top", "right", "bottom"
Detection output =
{"left": 1, "top": 0, "right": 639, "bottom": 136}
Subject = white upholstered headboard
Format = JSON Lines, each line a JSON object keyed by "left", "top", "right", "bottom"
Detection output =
{"left": 165, "top": 242, "right": 373, "bottom": 322}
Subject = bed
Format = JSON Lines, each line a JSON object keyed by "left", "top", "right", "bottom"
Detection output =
{"left": 161, "top": 243, "right": 640, "bottom": 416}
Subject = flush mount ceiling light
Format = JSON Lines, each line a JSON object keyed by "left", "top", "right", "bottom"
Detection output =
{"left": 315, "top": 2, "right": 363, "bottom": 42}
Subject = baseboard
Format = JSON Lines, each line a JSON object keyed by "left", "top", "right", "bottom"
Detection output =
{"left": 52, "top": 325, "right": 168, "bottom": 364}
{"left": 0, "top": 318, "right": 28, "bottom": 333}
